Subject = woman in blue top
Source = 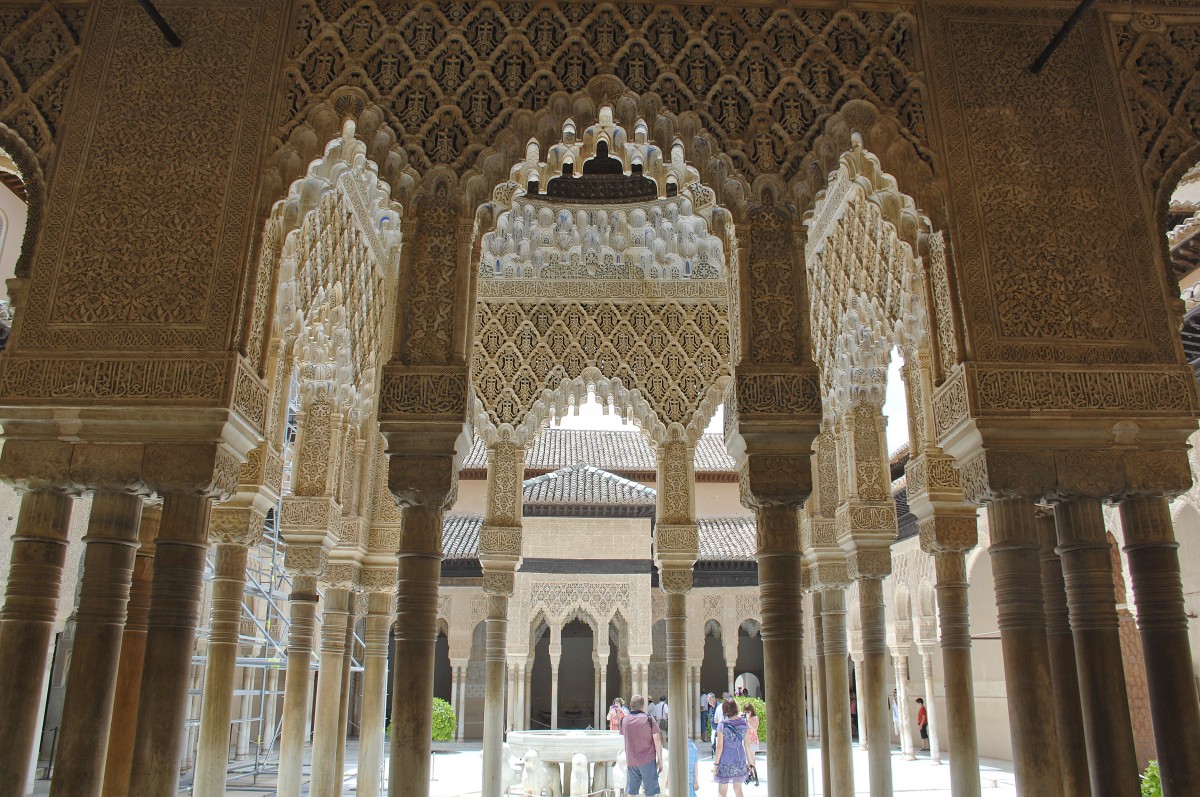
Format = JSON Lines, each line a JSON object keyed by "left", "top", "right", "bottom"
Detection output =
{"left": 711, "top": 698, "right": 751, "bottom": 796}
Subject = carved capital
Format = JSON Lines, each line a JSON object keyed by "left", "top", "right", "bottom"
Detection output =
{"left": 69, "top": 443, "right": 147, "bottom": 493}
{"left": 654, "top": 524, "right": 699, "bottom": 563}
{"left": 918, "top": 513, "right": 978, "bottom": 555}
{"left": 143, "top": 443, "right": 241, "bottom": 499}
{"left": 322, "top": 561, "right": 360, "bottom": 591}
{"left": 482, "top": 570, "right": 515, "bottom": 597}
{"left": 358, "top": 566, "right": 397, "bottom": 594}
{"left": 209, "top": 505, "right": 266, "bottom": 547}
{"left": 387, "top": 453, "right": 458, "bottom": 510}
{"left": 283, "top": 545, "right": 327, "bottom": 579}
{"left": 738, "top": 454, "right": 812, "bottom": 509}
{"left": 660, "top": 567, "right": 693, "bottom": 595}
{"left": 0, "top": 440, "right": 76, "bottom": 493}
{"left": 959, "top": 449, "right": 1055, "bottom": 503}
{"left": 379, "top": 365, "right": 468, "bottom": 421}
{"left": 808, "top": 558, "right": 851, "bottom": 590}
{"left": 845, "top": 548, "right": 891, "bottom": 580}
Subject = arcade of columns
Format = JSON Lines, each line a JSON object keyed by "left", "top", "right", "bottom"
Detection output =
{"left": 0, "top": 2, "right": 1199, "bottom": 797}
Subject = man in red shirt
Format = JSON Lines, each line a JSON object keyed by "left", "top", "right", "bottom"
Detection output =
{"left": 619, "top": 694, "right": 664, "bottom": 795}
{"left": 916, "top": 697, "right": 929, "bottom": 751}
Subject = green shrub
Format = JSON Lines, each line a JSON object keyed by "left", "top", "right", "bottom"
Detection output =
{"left": 1141, "top": 760, "right": 1162, "bottom": 797}
{"left": 735, "top": 697, "right": 767, "bottom": 743}
{"left": 385, "top": 697, "right": 457, "bottom": 742}
{"left": 431, "top": 697, "right": 456, "bottom": 742}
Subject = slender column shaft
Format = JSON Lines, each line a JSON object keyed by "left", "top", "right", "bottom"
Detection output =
{"left": 852, "top": 657, "right": 867, "bottom": 750}
{"left": 822, "top": 588, "right": 854, "bottom": 797}
{"left": 388, "top": 505, "right": 442, "bottom": 797}
{"left": 235, "top": 667, "right": 253, "bottom": 760}
{"left": 517, "top": 663, "right": 528, "bottom": 732}
{"left": 755, "top": 505, "right": 806, "bottom": 797}
{"left": 523, "top": 663, "right": 533, "bottom": 730}
{"left": 449, "top": 665, "right": 460, "bottom": 740}
{"left": 919, "top": 652, "right": 941, "bottom": 764}
{"left": 894, "top": 650, "right": 915, "bottom": 761}
{"left": 193, "top": 542, "right": 251, "bottom": 797}
{"left": 858, "top": 578, "right": 892, "bottom": 797}
{"left": 596, "top": 664, "right": 605, "bottom": 730}
{"left": 933, "top": 549, "right": 981, "bottom": 796}
{"left": 277, "top": 585, "right": 318, "bottom": 797}
{"left": 666, "top": 590, "right": 690, "bottom": 797}
{"left": 51, "top": 492, "right": 143, "bottom": 797}
{"left": 0, "top": 489, "right": 74, "bottom": 797}
{"left": 262, "top": 668, "right": 280, "bottom": 755}
{"left": 103, "top": 506, "right": 160, "bottom": 797}
{"left": 481, "top": 592, "right": 510, "bottom": 797}
{"left": 127, "top": 493, "right": 212, "bottom": 797}
{"left": 333, "top": 613, "right": 355, "bottom": 792}
{"left": 727, "top": 664, "right": 736, "bottom": 696}
{"left": 550, "top": 660, "right": 560, "bottom": 730}
{"left": 1054, "top": 498, "right": 1137, "bottom": 797}
{"left": 986, "top": 498, "right": 1063, "bottom": 797}
{"left": 1119, "top": 496, "right": 1200, "bottom": 797}
{"left": 813, "top": 595, "right": 832, "bottom": 797}
{"left": 1036, "top": 512, "right": 1090, "bottom": 796}
{"left": 311, "top": 587, "right": 351, "bottom": 797}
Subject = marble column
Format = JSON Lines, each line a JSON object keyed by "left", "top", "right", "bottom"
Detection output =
{"left": 103, "top": 505, "right": 160, "bottom": 797}
{"left": 194, "top": 526, "right": 261, "bottom": 797}
{"left": 0, "top": 486, "right": 75, "bottom": 797}
{"left": 358, "top": 592, "right": 390, "bottom": 797}
{"left": 235, "top": 667, "right": 254, "bottom": 761}
{"left": 481, "top": 584, "right": 513, "bottom": 797}
{"left": 333, "top": 608, "right": 357, "bottom": 794}
{"left": 311, "top": 584, "right": 352, "bottom": 797}
{"left": 822, "top": 588, "right": 855, "bottom": 797}
{"left": 662, "top": 571, "right": 693, "bottom": 797}
{"left": 520, "top": 662, "right": 530, "bottom": 729}
{"left": 450, "top": 663, "right": 466, "bottom": 741}
{"left": 388, "top": 502, "right": 444, "bottom": 797}
{"left": 596, "top": 662, "right": 607, "bottom": 728}
{"left": 918, "top": 648, "right": 941, "bottom": 764}
{"left": 516, "top": 662, "right": 528, "bottom": 732}
{"left": 1054, "top": 498, "right": 1137, "bottom": 796}
{"left": 930, "top": 544, "right": 981, "bottom": 796}
{"left": 127, "top": 491, "right": 214, "bottom": 797}
{"left": 1119, "top": 496, "right": 1200, "bottom": 797}
{"left": 754, "top": 504, "right": 806, "bottom": 797}
{"left": 893, "top": 646, "right": 915, "bottom": 761}
{"left": 479, "top": 441, "right": 523, "bottom": 797}
{"left": 851, "top": 654, "right": 867, "bottom": 750}
{"left": 813, "top": 594, "right": 832, "bottom": 797}
{"left": 262, "top": 668, "right": 281, "bottom": 756}
{"left": 986, "top": 498, "right": 1063, "bottom": 797}
{"left": 52, "top": 491, "right": 144, "bottom": 797}
{"left": 858, "top": 577, "right": 893, "bottom": 796}
{"left": 550, "top": 656, "right": 561, "bottom": 730}
{"left": 1036, "top": 510, "right": 1090, "bottom": 796}
{"left": 727, "top": 664, "right": 736, "bottom": 696}
{"left": 277, "top": 569, "right": 321, "bottom": 797}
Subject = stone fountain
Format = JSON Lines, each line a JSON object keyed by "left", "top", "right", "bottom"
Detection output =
{"left": 506, "top": 729, "right": 625, "bottom": 795}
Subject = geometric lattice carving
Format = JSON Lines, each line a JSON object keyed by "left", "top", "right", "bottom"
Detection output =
{"left": 280, "top": 2, "right": 931, "bottom": 184}
{"left": 471, "top": 113, "right": 730, "bottom": 445}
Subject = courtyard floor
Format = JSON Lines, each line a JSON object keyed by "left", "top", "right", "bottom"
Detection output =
{"left": 79, "top": 738, "right": 1016, "bottom": 796}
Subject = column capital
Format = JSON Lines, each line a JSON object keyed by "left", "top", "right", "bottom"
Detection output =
{"left": 359, "top": 565, "right": 398, "bottom": 594}
{"left": 482, "top": 570, "right": 514, "bottom": 597}
{"left": 321, "top": 561, "right": 360, "bottom": 591}
{"left": 283, "top": 545, "right": 327, "bottom": 582}
{"left": 917, "top": 512, "right": 978, "bottom": 556}
{"left": 660, "top": 567, "right": 693, "bottom": 595}
{"left": 208, "top": 504, "right": 267, "bottom": 547}
{"left": 956, "top": 445, "right": 1193, "bottom": 504}
{"left": 387, "top": 451, "right": 458, "bottom": 511}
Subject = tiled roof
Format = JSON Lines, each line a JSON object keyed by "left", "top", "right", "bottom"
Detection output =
{"left": 461, "top": 429, "right": 735, "bottom": 474}
{"left": 698, "top": 517, "right": 757, "bottom": 561}
{"left": 438, "top": 513, "right": 759, "bottom": 562}
{"left": 442, "top": 514, "right": 482, "bottom": 559}
{"left": 523, "top": 465, "right": 656, "bottom": 507}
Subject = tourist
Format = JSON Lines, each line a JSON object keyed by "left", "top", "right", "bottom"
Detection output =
{"left": 742, "top": 701, "right": 760, "bottom": 787}
{"left": 712, "top": 698, "right": 751, "bottom": 796}
{"left": 708, "top": 694, "right": 722, "bottom": 756}
{"left": 850, "top": 692, "right": 858, "bottom": 740}
{"left": 916, "top": 698, "right": 929, "bottom": 751}
{"left": 619, "top": 694, "right": 664, "bottom": 796}
{"left": 686, "top": 736, "right": 700, "bottom": 797}
{"left": 608, "top": 697, "right": 628, "bottom": 731}
{"left": 658, "top": 696, "right": 669, "bottom": 738}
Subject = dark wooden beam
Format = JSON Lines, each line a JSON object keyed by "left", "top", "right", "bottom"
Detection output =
{"left": 1029, "top": 0, "right": 1097, "bottom": 75}
{"left": 136, "top": 0, "right": 181, "bottom": 48}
